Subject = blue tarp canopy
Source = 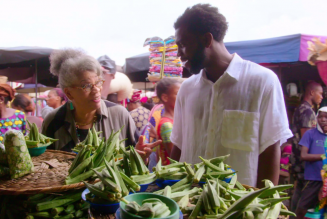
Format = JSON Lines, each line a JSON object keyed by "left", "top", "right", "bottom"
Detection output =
{"left": 124, "top": 34, "right": 303, "bottom": 74}
{"left": 225, "top": 34, "right": 301, "bottom": 63}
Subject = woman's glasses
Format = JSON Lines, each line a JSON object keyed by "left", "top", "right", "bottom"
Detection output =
{"left": 71, "top": 80, "right": 105, "bottom": 92}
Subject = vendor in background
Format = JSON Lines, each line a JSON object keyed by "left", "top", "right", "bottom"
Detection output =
{"left": 12, "top": 94, "right": 43, "bottom": 130}
{"left": 0, "top": 84, "right": 26, "bottom": 142}
{"left": 42, "top": 88, "right": 67, "bottom": 119}
{"left": 127, "top": 90, "right": 150, "bottom": 134}
{"left": 42, "top": 49, "right": 160, "bottom": 160}
{"left": 97, "top": 55, "right": 116, "bottom": 100}
{"left": 141, "top": 97, "right": 155, "bottom": 111}
{"left": 294, "top": 107, "right": 327, "bottom": 219}
{"left": 290, "top": 81, "right": 323, "bottom": 216}
{"left": 155, "top": 78, "right": 182, "bottom": 165}
{"left": 319, "top": 86, "right": 327, "bottom": 108}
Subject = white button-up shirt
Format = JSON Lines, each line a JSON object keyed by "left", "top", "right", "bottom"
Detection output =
{"left": 170, "top": 54, "right": 293, "bottom": 187}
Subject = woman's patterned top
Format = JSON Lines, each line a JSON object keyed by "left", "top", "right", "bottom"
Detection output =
{"left": 0, "top": 110, "right": 26, "bottom": 142}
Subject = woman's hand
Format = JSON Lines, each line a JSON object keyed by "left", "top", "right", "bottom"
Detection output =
{"left": 135, "top": 136, "right": 161, "bottom": 165}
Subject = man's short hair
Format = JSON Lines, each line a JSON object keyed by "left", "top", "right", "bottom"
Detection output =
{"left": 305, "top": 81, "right": 322, "bottom": 94}
{"left": 174, "top": 4, "right": 228, "bottom": 42}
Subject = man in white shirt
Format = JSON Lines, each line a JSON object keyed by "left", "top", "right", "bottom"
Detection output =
{"left": 170, "top": 4, "right": 293, "bottom": 188}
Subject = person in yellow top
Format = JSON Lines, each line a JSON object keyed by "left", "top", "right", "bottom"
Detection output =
{"left": 0, "top": 84, "right": 26, "bottom": 142}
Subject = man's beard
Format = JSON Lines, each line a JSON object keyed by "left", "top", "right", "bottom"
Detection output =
{"left": 189, "top": 44, "right": 206, "bottom": 75}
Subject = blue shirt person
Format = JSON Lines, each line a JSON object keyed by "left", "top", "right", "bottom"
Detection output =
{"left": 295, "top": 108, "right": 327, "bottom": 219}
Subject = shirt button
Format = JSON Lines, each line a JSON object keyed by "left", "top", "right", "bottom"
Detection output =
{"left": 213, "top": 106, "right": 216, "bottom": 110}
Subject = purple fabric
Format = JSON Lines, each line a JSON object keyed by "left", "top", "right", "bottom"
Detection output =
{"left": 53, "top": 88, "right": 68, "bottom": 102}
{"left": 300, "top": 34, "right": 327, "bottom": 61}
{"left": 299, "top": 128, "right": 325, "bottom": 181}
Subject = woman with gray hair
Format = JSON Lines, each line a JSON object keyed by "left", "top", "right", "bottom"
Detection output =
{"left": 42, "top": 49, "right": 160, "bottom": 160}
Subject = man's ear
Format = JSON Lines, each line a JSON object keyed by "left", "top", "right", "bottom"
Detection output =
{"left": 203, "top": 32, "right": 214, "bottom": 48}
{"left": 64, "top": 88, "right": 73, "bottom": 100}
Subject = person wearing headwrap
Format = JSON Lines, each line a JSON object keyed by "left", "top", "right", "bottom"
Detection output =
{"left": 0, "top": 84, "right": 27, "bottom": 142}
{"left": 97, "top": 55, "right": 116, "bottom": 100}
{"left": 128, "top": 90, "right": 150, "bottom": 133}
{"left": 294, "top": 107, "right": 327, "bottom": 218}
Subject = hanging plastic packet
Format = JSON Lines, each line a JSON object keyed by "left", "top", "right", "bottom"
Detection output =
{"left": 4, "top": 129, "right": 34, "bottom": 179}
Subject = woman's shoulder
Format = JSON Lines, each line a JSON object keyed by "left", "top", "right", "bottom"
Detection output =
{"left": 9, "top": 109, "right": 25, "bottom": 119}
{"left": 102, "top": 100, "right": 129, "bottom": 116}
{"left": 43, "top": 103, "right": 67, "bottom": 123}
{"left": 159, "top": 118, "right": 173, "bottom": 128}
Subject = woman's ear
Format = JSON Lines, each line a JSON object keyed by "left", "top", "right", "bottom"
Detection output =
{"left": 0, "top": 96, "right": 5, "bottom": 104}
{"left": 64, "top": 88, "right": 73, "bottom": 100}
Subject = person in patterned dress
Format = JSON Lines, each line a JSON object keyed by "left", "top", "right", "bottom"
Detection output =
{"left": 155, "top": 78, "right": 183, "bottom": 165}
{"left": 0, "top": 84, "right": 26, "bottom": 142}
{"left": 127, "top": 90, "right": 150, "bottom": 134}
{"left": 290, "top": 81, "right": 323, "bottom": 216}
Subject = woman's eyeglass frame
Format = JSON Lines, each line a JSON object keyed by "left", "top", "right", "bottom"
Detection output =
{"left": 71, "top": 79, "right": 105, "bottom": 92}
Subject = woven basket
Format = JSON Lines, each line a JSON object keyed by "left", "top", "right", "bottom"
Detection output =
{"left": 0, "top": 150, "right": 97, "bottom": 195}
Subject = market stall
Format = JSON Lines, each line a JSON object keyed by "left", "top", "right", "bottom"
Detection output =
{"left": 0, "top": 47, "right": 58, "bottom": 115}
{"left": 0, "top": 120, "right": 295, "bottom": 218}
{"left": 124, "top": 33, "right": 327, "bottom": 86}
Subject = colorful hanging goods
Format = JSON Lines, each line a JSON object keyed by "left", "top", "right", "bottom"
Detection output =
{"left": 144, "top": 36, "right": 183, "bottom": 82}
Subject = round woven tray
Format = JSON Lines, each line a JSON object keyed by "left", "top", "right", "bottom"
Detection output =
{"left": 0, "top": 150, "right": 94, "bottom": 195}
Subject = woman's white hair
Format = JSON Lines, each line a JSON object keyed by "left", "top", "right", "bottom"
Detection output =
{"left": 49, "top": 48, "right": 103, "bottom": 89}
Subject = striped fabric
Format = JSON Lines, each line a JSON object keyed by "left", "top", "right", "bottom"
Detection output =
{"left": 42, "top": 100, "right": 138, "bottom": 151}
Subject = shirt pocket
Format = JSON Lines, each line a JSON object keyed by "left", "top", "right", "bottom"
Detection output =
{"left": 221, "top": 110, "right": 259, "bottom": 152}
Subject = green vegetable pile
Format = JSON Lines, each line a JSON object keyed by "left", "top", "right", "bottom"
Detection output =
{"left": 154, "top": 154, "right": 295, "bottom": 219}
{"left": 84, "top": 158, "right": 140, "bottom": 204}
{"left": 124, "top": 198, "right": 171, "bottom": 218}
{"left": 65, "top": 128, "right": 125, "bottom": 185}
{"left": 25, "top": 121, "right": 58, "bottom": 148}
{"left": 0, "top": 190, "right": 89, "bottom": 219}
{"left": 123, "top": 146, "right": 157, "bottom": 185}
{"left": 72, "top": 127, "right": 104, "bottom": 153}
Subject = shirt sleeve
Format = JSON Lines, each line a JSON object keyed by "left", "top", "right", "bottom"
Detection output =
{"left": 170, "top": 87, "right": 183, "bottom": 149}
{"left": 298, "top": 130, "right": 312, "bottom": 149}
{"left": 125, "top": 112, "right": 139, "bottom": 147}
{"left": 299, "top": 108, "right": 316, "bottom": 129}
{"left": 259, "top": 73, "right": 293, "bottom": 154}
{"left": 160, "top": 122, "right": 173, "bottom": 143}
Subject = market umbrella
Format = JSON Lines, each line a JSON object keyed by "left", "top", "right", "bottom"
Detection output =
{"left": 16, "top": 83, "right": 54, "bottom": 94}
{"left": 0, "top": 46, "right": 57, "bottom": 86}
{"left": 0, "top": 46, "right": 57, "bottom": 114}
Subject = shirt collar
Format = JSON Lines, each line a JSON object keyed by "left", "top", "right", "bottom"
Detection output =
{"left": 64, "top": 99, "right": 108, "bottom": 123}
{"left": 199, "top": 53, "right": 243, "bottom": 83}
{"left": 224, "top": 53, "right": 243, "bottom": 81}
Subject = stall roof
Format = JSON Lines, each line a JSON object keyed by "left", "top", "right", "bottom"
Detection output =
{"left": 0, "top": 46, "right": 57, "bottom": 86}
{"left": 124, "top": 33, "right": 327, "bottom": 74}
